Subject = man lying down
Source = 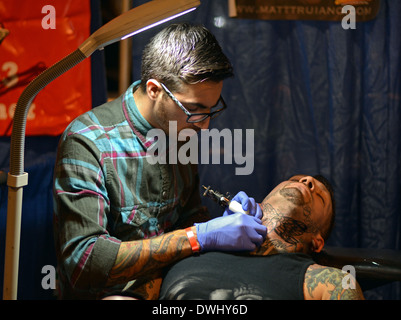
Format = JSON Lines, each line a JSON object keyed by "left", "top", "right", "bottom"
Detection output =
{"left": 159, "top": 175, "right": 365, "bottom": 300}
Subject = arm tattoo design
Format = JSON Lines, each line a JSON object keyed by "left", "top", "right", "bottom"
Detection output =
{"left": 304, "top": 264, "right": 364, "bottom": 300}
{"left": 107, "top": 230, "right": 192, "bottom": 289}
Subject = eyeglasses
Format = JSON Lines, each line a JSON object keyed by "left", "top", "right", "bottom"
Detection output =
{"left": 160, "top": 83, "right": 227, "bottom": 123}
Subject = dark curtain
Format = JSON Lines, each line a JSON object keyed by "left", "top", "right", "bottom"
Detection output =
{"left": 131, "top": 0, "right": 400, "bottom": 299}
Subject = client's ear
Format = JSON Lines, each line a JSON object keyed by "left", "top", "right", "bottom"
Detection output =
{"left": 311, "top": 234, "right": 324, "bottom": 253}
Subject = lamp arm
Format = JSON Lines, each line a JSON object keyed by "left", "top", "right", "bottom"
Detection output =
{"left": 3, "top": 48, "right": 86, "bottom": 300}
{"left": 9, "top": 49, "right": 86, "bottom": 176}
{"left": 4, "top": 0, "right": 200, "bottom": 300}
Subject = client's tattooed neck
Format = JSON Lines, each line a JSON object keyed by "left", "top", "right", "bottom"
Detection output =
{"left": 251, "top": 202, "right": 311, "bottom": 256}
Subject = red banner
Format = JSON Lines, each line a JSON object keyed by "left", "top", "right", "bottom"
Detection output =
{"left": 0, "top": 0, "right": 92, "bottom": 136}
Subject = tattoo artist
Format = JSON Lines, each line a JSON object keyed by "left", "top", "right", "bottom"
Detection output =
{"left": 53, "top": 23, "right": 267, "bottom": 300}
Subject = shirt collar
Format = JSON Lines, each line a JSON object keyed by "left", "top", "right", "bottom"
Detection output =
{"left": 122, "top": 81, "right": 157, "bottom": 150}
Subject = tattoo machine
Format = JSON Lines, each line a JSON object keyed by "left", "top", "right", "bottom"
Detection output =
{"left": 202, "top": 185, "right": 249, "bottom": 214}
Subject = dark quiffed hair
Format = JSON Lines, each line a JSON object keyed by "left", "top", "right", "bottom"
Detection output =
{"left": 313, "top": 174, "right": 336, "bottom": 241}
{"left": 140, "top": 22, "right": 234, "bottom": 92}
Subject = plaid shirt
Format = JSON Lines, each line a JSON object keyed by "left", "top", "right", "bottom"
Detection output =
{"left": 53, "top": 81, "right": 208, "bottom": 299}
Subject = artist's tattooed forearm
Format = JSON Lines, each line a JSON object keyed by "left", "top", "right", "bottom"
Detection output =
{"left": 107, "top": 230, "right": 191, "bottom": 287}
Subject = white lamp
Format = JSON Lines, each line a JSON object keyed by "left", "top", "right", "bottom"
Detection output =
{"left": 3, "top": 0, "right": 200, "bottom": 300}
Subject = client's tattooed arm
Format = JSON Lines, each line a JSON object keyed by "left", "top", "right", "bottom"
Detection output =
{"left": 304, "top": 264, "right": 364, "bottom": 300}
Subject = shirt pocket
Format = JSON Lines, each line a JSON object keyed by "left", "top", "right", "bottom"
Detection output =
{"left": 112, "top": 203, "right": 178, "bottom": 240}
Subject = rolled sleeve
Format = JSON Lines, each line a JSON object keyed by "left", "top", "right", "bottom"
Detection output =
{"left": 53, "top": 131, "right": 121, "bottom": 293}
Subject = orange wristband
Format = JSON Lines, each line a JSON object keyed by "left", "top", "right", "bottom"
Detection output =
{"left": 185, "top": 227, "right": 200, "bottom": 253}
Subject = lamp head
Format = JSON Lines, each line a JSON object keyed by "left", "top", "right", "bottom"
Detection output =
{"left": 79, "top": 0, "right": 200, "bottom": 57}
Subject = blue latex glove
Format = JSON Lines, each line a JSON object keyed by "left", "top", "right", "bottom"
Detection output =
{"left": 224, "top": 191, "right": 263, "bottom": 219}
{"left": 195, "top": 213, "right": 267, "bottom": 252}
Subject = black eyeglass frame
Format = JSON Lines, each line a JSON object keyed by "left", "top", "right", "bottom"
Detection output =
{"left": 160, "top": 82, "right": 227, "bottom": 123}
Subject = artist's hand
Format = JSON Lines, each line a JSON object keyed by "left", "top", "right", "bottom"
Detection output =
{"left": 195, "top": 213, "right": 267, "bottom": 252}
{"left": 223, "top": 191, "right": 263, "bottom": 219}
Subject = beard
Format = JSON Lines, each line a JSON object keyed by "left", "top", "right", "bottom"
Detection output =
{"left": 279, "top": 187, "right": 305, "bottom": 206}
{"left": 153, "top": 99, "right": 170, "bottom": 132}
{"left": 154, "top": 99, "right": 200, "bottom": 136}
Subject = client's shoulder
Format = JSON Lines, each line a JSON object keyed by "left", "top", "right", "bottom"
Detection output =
{"left": 303, "top": 264, "right": 364, "bottom": 300}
